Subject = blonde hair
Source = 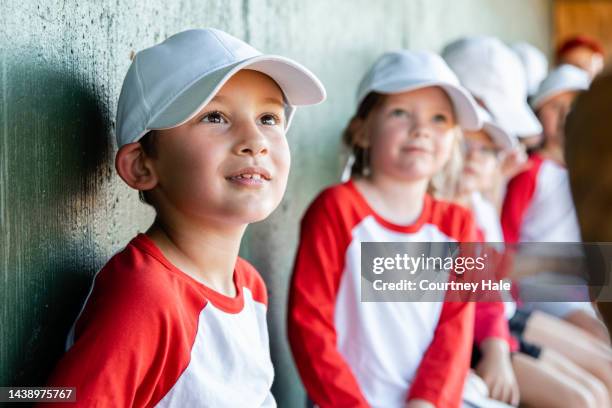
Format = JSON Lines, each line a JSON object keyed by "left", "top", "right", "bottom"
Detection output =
{"left": 428, "top": 127, "right": 464, "bottom": 200}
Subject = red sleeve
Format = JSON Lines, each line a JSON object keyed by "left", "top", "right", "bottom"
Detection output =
{"left": 501, "top": 157, "right": 542, "bottom": 243}
{"left": 287, "top": 191, "right": 369, "bottom": 408}
{"left": 408, "top": 205, "right": 477, "bottom": 407}
{"left": 44, "top": 251, "right": 195, "bottom": 407}
{"left": 408, "top": 301, "right": 475, "bottom": 407}
{"left": 474, "top": 302, "right": 511, "bottom": 347}
{"left": 472, "top": 229, "right": 512, "bottom": 348}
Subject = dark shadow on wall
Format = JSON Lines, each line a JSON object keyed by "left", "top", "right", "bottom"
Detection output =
{"left": 1, "top": 58, "right": 113, "bottom": 389}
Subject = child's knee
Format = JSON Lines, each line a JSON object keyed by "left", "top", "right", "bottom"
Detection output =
{"left": 563, "top": 384, "right": 597, "bottom": 408}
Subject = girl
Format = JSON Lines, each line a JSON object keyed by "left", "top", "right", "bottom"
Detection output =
{"left": 288, "top": 50, "right": 482, "bottom": 408}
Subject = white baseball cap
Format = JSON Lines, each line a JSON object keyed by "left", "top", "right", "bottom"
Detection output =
{"left": 442, "top": 36, "right": 543, "bottom": 138}
{"left": 116, "top": 28, "right": 327, "bottom": 147}
{"left": 476, "top": 106, "right": 516, "bottom": 149}
{"left": 511, "top": 42, "right": 549, "bottom": 97}
{"left": 530, "top": 64, "right": 590, "bottom": 111}
{"left": 356, "top": 50, "right": 482, "bottom": 131}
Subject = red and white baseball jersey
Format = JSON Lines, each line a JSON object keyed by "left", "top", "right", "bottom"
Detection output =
{"left": 470, "top": 192, "right": 516, "bottom": 349}
{"left": 501, "top": 153, "right": 593, "bottom": 318}
{"left": 46, "top": 234, "right": 275, "bottom": 407}
{"left": 501, "top": 154, "right": 581, "bottom": 244}
{"left": 288, "top": 180, "right": 477, "bottom": 408}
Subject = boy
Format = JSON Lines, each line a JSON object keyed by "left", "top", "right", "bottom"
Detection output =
{"left": 45, "top": 28, "right": 325, "bottom": 407}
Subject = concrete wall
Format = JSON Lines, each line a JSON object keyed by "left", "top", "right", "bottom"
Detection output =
{"left": 1, "top": 0, "right": 551, "bottom": 405}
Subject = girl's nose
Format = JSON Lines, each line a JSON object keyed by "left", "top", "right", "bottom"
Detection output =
{"left": 409, "top": 118, "right": 432, "bottom": 139}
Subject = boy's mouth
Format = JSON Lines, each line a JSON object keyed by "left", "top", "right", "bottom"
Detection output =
{"left": 226, "top": 166, "right": 272, "bottom": 186}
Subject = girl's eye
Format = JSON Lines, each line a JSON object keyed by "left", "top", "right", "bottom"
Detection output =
{"left": 432, "top": 114, "right": 449, "bottom": 123}
{"left": 390, "top": 109, "right": 409, "bottom": 118}
{"left": 201, "top": 111, "right": 227, "bottom": 124}
{"left": 260, "top": 114, "right": 280, "bottom": 126}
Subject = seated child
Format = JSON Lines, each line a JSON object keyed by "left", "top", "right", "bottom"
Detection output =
{"left": 288, "top": 50, "right": 483, "bottom": 408}
{"left": 45, "top": 28, "right": 325, "bottom": 407}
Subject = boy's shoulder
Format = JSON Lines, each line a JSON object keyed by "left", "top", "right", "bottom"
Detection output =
{"left": 88, "top": 234, "right": 194, "bottom": 315}
{"left": 102, "top": 235, "right": 268, "bottom": 306}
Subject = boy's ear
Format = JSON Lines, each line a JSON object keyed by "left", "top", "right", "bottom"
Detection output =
{"left": 115, "top": 143, "right": 158, "bottom": 191}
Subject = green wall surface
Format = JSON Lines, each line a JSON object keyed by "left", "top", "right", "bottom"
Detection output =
{"left": 1, "top": 0, "right": 551, "bottom": 406}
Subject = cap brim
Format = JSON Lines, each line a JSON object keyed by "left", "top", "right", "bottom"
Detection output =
{"left": 485, "top": 97, "right": 542, "bottom": 138}
{"left": 483, "top": 122, "right": 516, "bottom": 149}
{"left": 372, "top": 80, "right": 482, "bottom": 131}
{"left": 530, "top": 86, "right": 585, "bottom": 111}
{"left": 148, "top": 54, "right": 326, "bottom": 131}
{"left": 476, "top": 105, "right": 516, "bottom": 149}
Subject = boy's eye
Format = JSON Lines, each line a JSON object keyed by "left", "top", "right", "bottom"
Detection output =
{"left": 201, "top": 111, "right": 227, "bottom": 124}
{"left": 260, "top": 114, "right": 281, "bottom": 126}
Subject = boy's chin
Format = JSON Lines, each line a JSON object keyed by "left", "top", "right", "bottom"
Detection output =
{"left": 224, "top": 202, "right": 280, "bottom": 225}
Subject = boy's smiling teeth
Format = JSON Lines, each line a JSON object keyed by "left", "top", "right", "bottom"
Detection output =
{"left": 235, "top": 173, "right": 262, "bottom": 180}
{"left": 227, "top": 167, "right": 272, "bottom": 181}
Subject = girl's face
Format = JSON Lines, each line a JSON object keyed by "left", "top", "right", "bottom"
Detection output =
{"left": 149, "top": 69, "right": 291, "bottom": 225}
{"left": 365, "top": 86, "right": 458, "bottom": 182}
{"left": 538, "top": 90, "right": 578, "bottom": 148}
{"left": 459, "top": 130, "right": 499, "bottom": 194}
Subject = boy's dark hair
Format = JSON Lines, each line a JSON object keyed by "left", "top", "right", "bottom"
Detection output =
{"left": 342, "top": 92, "right": 385, "bottom": 177}
{"left": 138, "top": 130, "right": 157, "bottom": 206}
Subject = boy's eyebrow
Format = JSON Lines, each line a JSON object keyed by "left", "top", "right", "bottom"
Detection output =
{"left": 259, "top": 96, "right": 285, "bottom": 109}
{"left": 209, "top": 94, "right": 285, "bottom": 108}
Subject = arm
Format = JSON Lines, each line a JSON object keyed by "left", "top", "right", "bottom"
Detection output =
{"left": 501, "top": 161, "right": 539, "bottom": 244}
{"left": 475, "top": 338, "right": 520, "bottom": 406}
{"left": 288, "top": 195, "right": 369, "bottom": 408}
{"left": 44, "top": 268, "right": 170, "bottom": 407}
{"left": 407, "top": 300, "right": 475, "bottom": 407}
{"left": 474, "top": 301, "right": 511, "bottom": 347}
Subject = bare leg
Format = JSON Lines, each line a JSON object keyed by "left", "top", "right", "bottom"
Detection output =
{"left": 540, "top": 348, "right": 610, "bottom": 408}
{"left": 564, "top": 308, "right": 612, "bottom": 349}
{"left": 522, "top": 310, "right": 612, "bottom": 394}
{"left": 527, "top": 311, "right": 612, "bottom": 360}
{"left": 512, "top": 353, "right": 597, "bottom": 408}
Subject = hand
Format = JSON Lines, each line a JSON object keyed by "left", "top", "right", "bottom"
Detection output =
{"left": 499, "top": 146, "right": 529, "bottom": 179}
{"left": 405, "top": 399, "right": 435, "bottom": 408}
{"left": 475, "top": 338, "right": 520, "bottom": 406}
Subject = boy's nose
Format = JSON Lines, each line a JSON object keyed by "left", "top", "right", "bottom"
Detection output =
{"left": 234, "top": 123, "right": 269, "bottom": 157}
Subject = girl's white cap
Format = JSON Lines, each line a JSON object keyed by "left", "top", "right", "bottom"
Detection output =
{"left": 356, "top": 50, "right": 482, "bottom": 131}
{"left": 511, "top": 42, "right": 549, "bottom": 97}
{"left": 442, "top": 36, "right": 543, "bottom": 138}
{"left": 530, "top": 64, "right": 590, "bottom": 111}
{"left": 476, "top": 106, "right": 517, "bottom": 149}
{"left": 116, "top": 28, "right": 327, "bottom": 147}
